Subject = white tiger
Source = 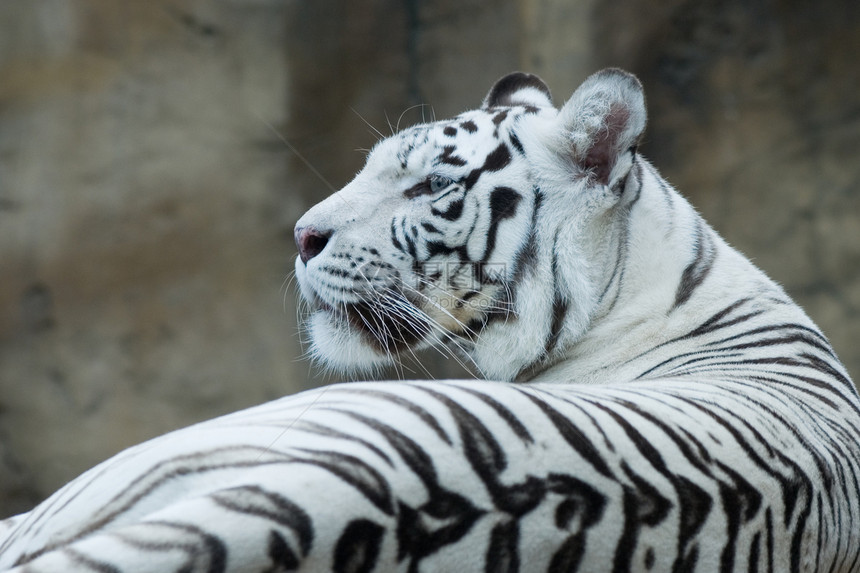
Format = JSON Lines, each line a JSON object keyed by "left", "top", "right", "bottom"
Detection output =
{"left": 1, "top": 69, "right": 858, "bottom": 572}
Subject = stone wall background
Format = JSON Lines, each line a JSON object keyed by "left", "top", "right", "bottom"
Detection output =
{"left": 1, "top": 0, "right": 857, "bottom": 517}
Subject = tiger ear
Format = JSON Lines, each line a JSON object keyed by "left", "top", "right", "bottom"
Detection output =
{"left": 483, "top": 72, "right": 554, "bottom": 109}
{"left": 559, "top": 68, "right": 646, "bottom": 189}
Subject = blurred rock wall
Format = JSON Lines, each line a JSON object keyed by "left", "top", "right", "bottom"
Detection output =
{"left": 0, "top": 0, "right": 301, "bottom": 515}
{"left": 1, "top": 0, "right": 858, "bottom": 516}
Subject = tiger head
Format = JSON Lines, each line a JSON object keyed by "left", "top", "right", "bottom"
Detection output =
{"left": 294, "top": 69, "right": 647, "bottom": 380}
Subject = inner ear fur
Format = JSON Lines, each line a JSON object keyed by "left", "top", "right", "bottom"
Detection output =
{"left": 559, "top": 68, "right": 647, "bottom": 187}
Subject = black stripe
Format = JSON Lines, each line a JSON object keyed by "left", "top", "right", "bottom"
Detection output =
{"left": 798, "top": 352, "right": 857, "bottom": 394}
{"left": 747, "top": 374, "right": 841, "bottom": 411}
{"left": 464, "top": 144, "right": 512, "bottom": 189}
{"left": 438, "top": 145, "right": 467, "bottom": 166}
{"left": 648, "top": 161, "right": 676, "bottom": 211}
{"left": 592, "top": 396, "right": 719, "bottom": 565}
{"left": 390, "top": 219, "right": 405, "bottom": 253}
{"left": 686, "top": 300, "right": 761, "bottom": 339}
{"left": 814, "top": 492, "right": 824, "bottom": 572}
{"left": 401, "top": 219, "right": 418, "bottom": 258}
{"left": 546, "top": 473, "right": 606, "bottom": 528}
{"left": 485, "top": 520, "right": 519, "bottom": 573}
{"left": 412, "top": 387, "right": 543, "bottom": 516}
{"left": 594, "top": 169, "right": 638, "bottom": 312}
{"left": 293, "top": 420, "right": 394, "bottom": 467}
{"left": 522, "top": 392, "right": 613, "bottom": 478}
{"left": 674, "top": 218, "right": 716, "bottom": 309}
{"left": 481, "top": 187, "right": 521, "bottom": 262}
{"left": 403, "top": 181, "right": 431, "bottom": 198}
{"left": 431, "top": 197, "right": 464, "bottom": 221}
{"left": 674, "top": 476, "right": 715, "bottom": 565}
{"left": 545, "top": 295, "right": 568, "bottom": 356}
{"left": 748, "top": 531, "right": 761, "bottom": 573}
{"left": 509, "top": 187, "right": 542, "bottom": 284}
{"left": 843, "top": 527, "right": 860, "bottom": 573}
{"left": 706, "top": 322, "right": 833, "bottom": 354}
{"left": 18, "top": 445, "right": 295, "bottom": 564}
{"left": 548, "top": 534, "right": 586, "bottom": 573}
{"left": 509, "top": 133, "right": 525, "bottom": 155}
{"left": 460, "top": 120, "right": 477, "bottom": 133}
{"left": 334, "top": 519, "right": 384, "bottom": 573}
{"left": 612, "top": 462, "right": 672, "bottom": 573}
{"left": 429, "top": 391, "right": 505, "bottom": 473}
{"left": 712, "top": 380, "right": 837, "bottom": 507}
{"left": 295, "top": 449, "right": 394, "bottom": 515}
{"left": 210, "top": 485, "right": 313, "bottom": 555}
{"left": 591, "top": 399, "right": 718, "bottom": 572}
{"left": 64, "top": 548, "right": 122, "bottom": 573}
{"left": 456, "top": 387, "right": 534, "bottom": 444}
{"left": 632, "top": 299, "right": 764, "bottom": 376}
{"left": 544, "top": 229, "right": 566, "bottom": 355}
{"left": 718, "top": 481, "right": 741, "bottom": 573}
{"left": 396, "top": 496, "right": 484, "bottom": 565}
{"left": 268, "top": 530, "right": 301, "bottom": 570}
{"left": 789, "top": 481, "right": 814, "bottom": 573}
{"left": 547, "top": 392, "right": 619, "bottom": 453}
{"left": 107, "top": 521, "right": 227, "bottom": 573}
{"left": 765, "top": 508, "right": 774, "bottom": 573}
{"left": 684, "top": 398, "right": 814, "bottom": 531}
{"left": 328, "top": 409, "right": 440, "bottom": 489}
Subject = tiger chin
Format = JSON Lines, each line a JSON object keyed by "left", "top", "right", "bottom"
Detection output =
{"left": 295, "top": 68, "right": 650, "bottom": 380}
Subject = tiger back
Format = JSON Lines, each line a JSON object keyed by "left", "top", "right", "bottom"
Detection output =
{"left": 1, "top": 69, "right": 858, "bottom": 572}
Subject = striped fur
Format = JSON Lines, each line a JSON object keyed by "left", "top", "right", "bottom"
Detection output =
{"left": 1, "top": 69, "right": 858, "bottom": 572}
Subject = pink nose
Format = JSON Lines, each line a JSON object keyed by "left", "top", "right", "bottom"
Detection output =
{"left": 294, "top": 226, "right": 331, "bottom": 263}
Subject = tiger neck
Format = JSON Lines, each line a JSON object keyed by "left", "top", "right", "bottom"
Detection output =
{"left": 522, "top": 161, "right": 808, "bottom": 385}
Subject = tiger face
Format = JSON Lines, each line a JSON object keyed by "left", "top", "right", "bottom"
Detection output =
{"left": 295, "top": 71, "right": 646, "bottom": 379}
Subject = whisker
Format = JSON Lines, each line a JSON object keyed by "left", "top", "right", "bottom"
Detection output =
{"left": 384, "top": 110, "right": 395, "bottom": 136}
{"left": 396, "top": 103, "right": 433, "bottom": 132}
{"left": 350, "top": 107, "right": 387, "bottom": 142}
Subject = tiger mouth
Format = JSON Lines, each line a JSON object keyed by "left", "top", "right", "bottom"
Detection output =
{"left": 314, "top": 292, "right": 434, "bottom": 354}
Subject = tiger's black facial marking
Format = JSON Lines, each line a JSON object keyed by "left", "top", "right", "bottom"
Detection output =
{"left": 401, "top": 220, "right": 418, "bottom": 258}
{"left": 510, "top": 134, "right": 525, "bottom": 155}
{"left": 431, "top": 198, "right": 464, "bottom": 222}
{"left": 465, "top": 144, "right": 513, "bottom": 190}
{"left": 439, "top": 145, "right": 468, "bottom": 167}
{"left": 404, "top": 181, "right": 432, "bottom": 199}
{"left": 510, "top": 189, "right": 542, "bottom": 285}
{"left": 390, "top": 219, "right": 403, "bottom": 252}
{"left": 489, "top": 187, "right": 521, "bottom": 222}
{"left": 460, "top": 120, "right": 478, "bottom": 133}
{"left": 481, "top": 186, "right": 522, "bottom": 262}
{"left": 426, "top": 241, "right": 466, "bottom": 260}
